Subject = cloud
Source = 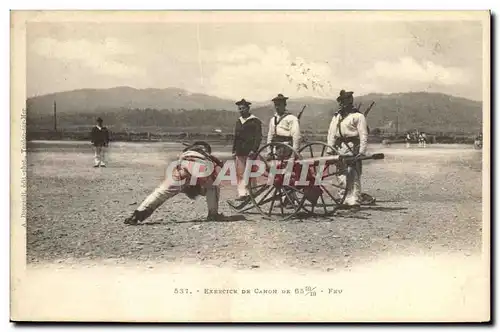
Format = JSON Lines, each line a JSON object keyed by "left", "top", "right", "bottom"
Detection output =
{"left": 215, "top": 44, "right": 264, "bottom": 63}
{"left": 206, "top": 44, "right": 337, "bottom": 101}
{"left": 365, "top": 57, "right": 468, "bottom": 86}
{"left": 31, "top": 37, "right": 144, "bottom": 78}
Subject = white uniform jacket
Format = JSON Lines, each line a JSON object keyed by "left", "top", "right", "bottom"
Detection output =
{"left": 266, "top": 113, "right": 301, "bottom": 151}
{"left": 327, "top": 112, "right": 368, "bottom": 155}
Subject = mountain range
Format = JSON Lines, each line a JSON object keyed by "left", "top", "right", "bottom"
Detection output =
{"left": 26, "top": 87, "right": 483, "bottom": 134}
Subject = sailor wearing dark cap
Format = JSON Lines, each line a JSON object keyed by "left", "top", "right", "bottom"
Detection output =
{"left": 90, "top": 117, "right": 110, "bottom": 167}
{"left": 232, "top": 98, "right": 262, "bottom": 201}
{"left": 266, "top": 94, "right": 301, "bottom": 155}
{"left": 327, "top": 90, "right": 368, "bottom": 208}
{"left": 124, "top": 142, "right": 226, "bottom": 225}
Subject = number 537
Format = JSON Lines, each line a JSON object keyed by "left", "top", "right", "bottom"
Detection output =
{"left": 174, "top": 288, "right": 190, "bottom": 294}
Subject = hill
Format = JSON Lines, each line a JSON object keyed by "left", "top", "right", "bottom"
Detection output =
{"left": 250, "top": 92, "right": 482, "bottom": 134}
{"left": 26, "top": 87, "right": 483, "bottom": 134}
{"left": 26, "top": 86, "right": 239, "bottom": 114}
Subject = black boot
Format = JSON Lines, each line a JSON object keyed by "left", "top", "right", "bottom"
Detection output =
{"left": 124, "top": 209, "right": 153, "bottom": 225}
{"left": 206, "top": 212, "right": 226, "bottom": 221}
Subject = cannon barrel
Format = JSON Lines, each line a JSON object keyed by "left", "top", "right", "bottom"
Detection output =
{"left": 301, "top": 153, "right": 384, "bottom": 165}
{"left": 181, "top": 140, "right": 384, "bottom": 168}
{"left": 342, "top": 153, "right": 385, "bottom": 162}
{"left": 214, "top": 152, "right": 385, "bottom": 166}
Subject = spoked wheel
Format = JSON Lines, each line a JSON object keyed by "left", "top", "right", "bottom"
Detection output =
{"left": 298, "top": 142, "right": 349, "bottom": 216}
{"left": 246, "top": 142, "right": 307, "bottom": 220}
{"left": 299, "top": 141, "right": 339, "bottom": 160}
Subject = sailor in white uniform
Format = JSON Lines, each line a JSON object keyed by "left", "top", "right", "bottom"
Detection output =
{"left": 267, "top": 94, "right": 301, "bottom": 158}
{"left": 327, "top": 90, "right": 369, "bottom": 209}
{"left": 124, "top": 143, "right": 225, "bottom": 225}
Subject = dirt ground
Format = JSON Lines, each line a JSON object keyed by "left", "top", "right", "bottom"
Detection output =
{"left": 25, "top": 141, "right": 484, "bottom": 272}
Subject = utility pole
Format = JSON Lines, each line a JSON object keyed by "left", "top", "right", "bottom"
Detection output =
{"left": 53, "top": 101, "right": 57, "bottom": 132}
{"left": 395, "top": 102, "right": 401, "bottom": 135}
{"left": 396, "top": 113, "right": 399, "bottom": 135}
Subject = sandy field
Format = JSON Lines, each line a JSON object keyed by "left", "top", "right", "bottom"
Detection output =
{"left": 14, "top": 140, "right": 489, "bottom": 322}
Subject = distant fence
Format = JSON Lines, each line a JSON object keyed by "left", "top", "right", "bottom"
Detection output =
{"left": 27, "top": 130, "right": 232, "bottom": 143}
{"left": 26, "top": 130, "right": 332, "bottom": 143}
{"left": 26, "top": 130, "right": 477, "bottom": 145}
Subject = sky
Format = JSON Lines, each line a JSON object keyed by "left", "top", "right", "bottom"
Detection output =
{"left": 26, "top": 15, "right": 485, "bottom": 102}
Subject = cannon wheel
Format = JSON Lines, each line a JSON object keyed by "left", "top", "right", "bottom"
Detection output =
{"left": 297, "top": 142, "right": 349, "bottom": 215}
{"left": 246, "top": 142, "right": 308, "bottom": 221}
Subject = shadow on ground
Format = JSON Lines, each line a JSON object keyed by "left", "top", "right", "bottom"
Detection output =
{"left": 139, "top": 214, "right": 248, "bottom": 225}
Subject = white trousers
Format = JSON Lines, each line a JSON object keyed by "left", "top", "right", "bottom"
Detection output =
{"left": 235, "top": 155, "right": 257, "bottom": 198}
{"left": 93, "top": 146, "right": 106, "bottom": 166}
{"left": 336, "top": 142, "right": 361, "bottom": 206}
{"left": 136, "top": 172, "right": 220, "bottom": 216}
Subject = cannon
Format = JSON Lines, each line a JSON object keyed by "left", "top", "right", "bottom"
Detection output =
{"left": 228, "top": 141, "right": 384, "bottom": 221}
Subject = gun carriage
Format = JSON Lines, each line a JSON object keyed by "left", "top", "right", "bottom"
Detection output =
{"left": 224, "top": 141, "right": 383, "bottom": 220}
{"left": 181, "top": 142, "right": 383, "bottom": 221}
{"left": 182, "top": 99, "right": 383, "bottom": 221}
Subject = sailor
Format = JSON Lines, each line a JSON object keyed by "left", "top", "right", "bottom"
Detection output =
{"left": 232, "top": 99, "right": 262, "bottom": 201}
{"left": 474, "top": 133, "right": 483, "bottom": 149}
{"left": 418, "top": 133, "right": 424, "bottom": 148}
{"left": 124, "top": 142, "right": 225, "bottom": 225}
{"left": 327, "top": 90, "right": 369, "bottom": 209}
{"left": 90, "top": 117, "right": 110, "bottom": 167}
{"left": 266, "top": 94, "right": 301, "bottom": 158}
{"left": 405, "top": 132, "right": 412, "bottom": 148}
{"left": 421, "top": 132, "right": 427, "bottom": 148}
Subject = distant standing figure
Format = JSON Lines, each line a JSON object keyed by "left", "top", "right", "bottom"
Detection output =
{"left": 418, "top": 132, "right": 427, "bottom": 148}
{"left": 474, "top": 133, "right": 483, "bottom": 149}
{"left": 405, "top": 132, "right": 411, "bottom": 148}
{"left": 90, "top": 117, "right": 110, "bottom": 167}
